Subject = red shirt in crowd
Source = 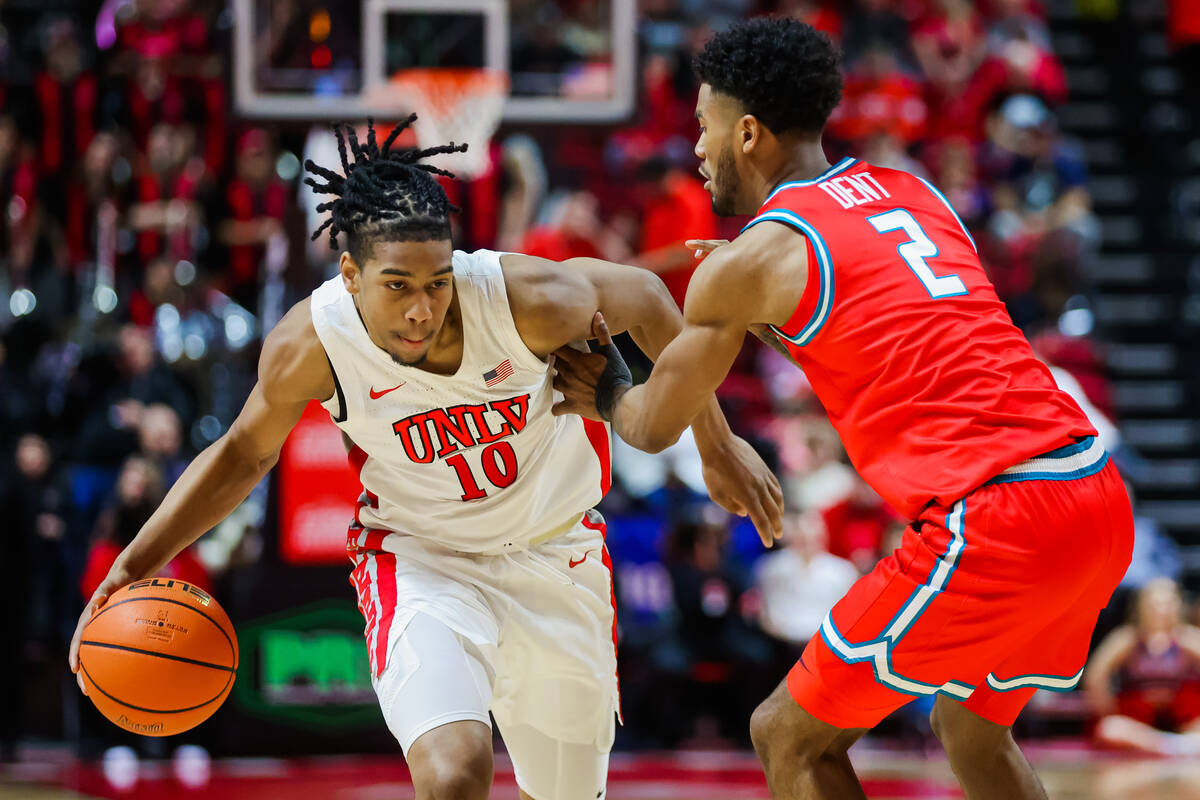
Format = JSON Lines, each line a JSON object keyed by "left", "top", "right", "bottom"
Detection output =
{"left": 641, "top": 173, "right": 718, "bottom": 309}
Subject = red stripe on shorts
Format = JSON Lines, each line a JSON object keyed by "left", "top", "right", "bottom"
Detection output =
{"left": 583, "top": 513, "right": 622, "bottom": 719}
{"left": 372, "top": 552, "right": 398, "bottom": 677}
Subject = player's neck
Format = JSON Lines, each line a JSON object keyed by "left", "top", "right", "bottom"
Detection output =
{"left": 755, "top": 142, "right": 833, "bottom": 206}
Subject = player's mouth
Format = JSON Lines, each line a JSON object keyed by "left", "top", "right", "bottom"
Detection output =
{"left": 395, "top": 334, "right": 430, "bottom": 348}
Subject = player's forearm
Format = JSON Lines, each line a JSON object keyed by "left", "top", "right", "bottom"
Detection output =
{"left": 108, "top": 436, "right": 273, "bottom": 583}
{"left": 607, "top": 379, "right": 699, "bottom": 454}
{"left": 623, "top": 286, "right": 735, "bottom": 457}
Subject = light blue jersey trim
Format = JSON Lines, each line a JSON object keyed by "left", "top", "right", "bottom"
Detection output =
{"left": 740, "top": 209, "right": 835, "bottom": 346}
{"left": 915, "top": 176, "right": 978, "bottom": 253}
{"left": 986, "top": 668, "right": 1084, "bottom": 693}
{"left": 878, "top": 500, "right": 967, "bottom": 642}
{"left": 819, "top": 499, "right": 976, "bottom": 700}
{"left": 762, "top": 158, "right": 858, "bottom": 205}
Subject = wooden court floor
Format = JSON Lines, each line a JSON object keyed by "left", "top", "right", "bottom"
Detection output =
{"left": 2, "top": 744, "right": 1199, "bottom": 799}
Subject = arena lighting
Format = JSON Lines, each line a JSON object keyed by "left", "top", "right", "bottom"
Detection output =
{"left": 309, "top": 8, "right": 331, "bottom": 42}
{"left": 197, "top": 415, "right": 222, "bottom": 443}
{"left": 184, "top": 333, "right": 207, "bottom": 360}
{"left": 175, "top": 260, "right": 197, "bottom": 286}
{"left": 1058, "top": 307, "right": 1094, "bottom": 337}
{"left": 93, "top": 285, "right": 118, "bottom": 314}
{"left": 225, "top": 314, "right": 252, "bottom": 350}
{"left": 9, "top": 288, "right": 36, "bottom": 317}
{"left": 276, "top": 151, "right": 301, "bottom": 181}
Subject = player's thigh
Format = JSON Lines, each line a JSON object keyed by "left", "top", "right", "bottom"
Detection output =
{"left": 497, "top": 719, "right": 610, "bottom": 800}
{"left": 373, "top": 611, "right": 494, "bottom": 755}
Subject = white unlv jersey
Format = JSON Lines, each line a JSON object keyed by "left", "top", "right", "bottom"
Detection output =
{"left": 309, "top": 249, "right": 610, "bottom": 554}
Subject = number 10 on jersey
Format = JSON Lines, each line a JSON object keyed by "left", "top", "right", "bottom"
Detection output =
{"left": 866, "top": 209, "right": 967, "bottom": 299}
{"left": 445, "top": 442, "right": 518, "bottom": 501}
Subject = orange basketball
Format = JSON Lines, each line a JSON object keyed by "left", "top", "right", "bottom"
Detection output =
{"left": 77, "top": 578, "right": 238, "bottom": 737}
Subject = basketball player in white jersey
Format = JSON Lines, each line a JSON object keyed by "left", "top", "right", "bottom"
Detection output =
{"left": 69, "top": 117, "right": 784, "bottom": 800}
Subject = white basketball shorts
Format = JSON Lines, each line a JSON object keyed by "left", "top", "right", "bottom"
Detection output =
{"left": 349, "top": 509, "right": 620, "bottom": 800}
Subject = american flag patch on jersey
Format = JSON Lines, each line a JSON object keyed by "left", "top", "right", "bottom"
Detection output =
{"left": 483, "top": 359, "right": 513, "bottom": 387}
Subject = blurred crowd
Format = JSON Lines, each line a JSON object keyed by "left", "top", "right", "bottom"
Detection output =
{"left": 1, "top": 0, "right": 1197, "bottom": 760}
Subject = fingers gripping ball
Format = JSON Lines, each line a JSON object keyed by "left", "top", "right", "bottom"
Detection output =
{"left": 77, "top": 579, "right": 238, "bottom": 737}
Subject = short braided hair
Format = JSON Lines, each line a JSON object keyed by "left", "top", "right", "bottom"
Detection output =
{"left": 304, "top": 115, "right": 466, "bottom": 264}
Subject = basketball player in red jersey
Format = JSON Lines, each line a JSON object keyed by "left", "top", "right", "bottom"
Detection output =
{"left": 554, "top": 18, "right": 1134, "bottom": 800}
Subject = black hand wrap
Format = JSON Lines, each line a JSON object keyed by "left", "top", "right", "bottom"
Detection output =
{"left": 588, "top": 339, "right": 633, "bottom": 422}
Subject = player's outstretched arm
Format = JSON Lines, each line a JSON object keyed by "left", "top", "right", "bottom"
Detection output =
{"left": 503, "top": 252, "right": 785, "bottom": 542}
{"left": 550, "top": 225, "right": 807, "bottom": 543}
{"left": 68, "top": 301, "right": 334, "bottom": 686}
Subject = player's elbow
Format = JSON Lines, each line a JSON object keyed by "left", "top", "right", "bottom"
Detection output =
{"left": 633, "top": 423, "right": 683, "bottom": 454}
{"left": 640, "top": 270, "right": 677, "bottom": 316}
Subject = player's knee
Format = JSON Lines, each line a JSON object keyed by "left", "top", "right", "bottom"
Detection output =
{"left": 749, "top": 699, "right": 775, "bottom": 757}
{"left": 413, "top": 744, "right": 493, "bottom": 800}
{"left": 929, "top": 703, "right": 949, "bottom": 744}
{"left": 418, "top": 761, "right": 492, "bottom": 800}
{"left": 930, "top": 699, "right": 1010, "bottom": 760}
{"left": 750, "top": 691, "right": 825, "bottom": 764}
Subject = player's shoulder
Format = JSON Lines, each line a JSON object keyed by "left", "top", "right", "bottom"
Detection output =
{"left": 686, "top": 223, "right": 807, "bottom": 325}
{"left": 259, "top": 297, "right": 334, "bottom": 403}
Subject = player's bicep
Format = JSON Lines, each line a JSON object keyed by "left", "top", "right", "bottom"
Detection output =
{"left": 223, "top": 381, "right": 310, "bottom": 469}
{"left": 567, "top": 257, "right": 679, "bottom": 340}
{"left": 224, "top": 302, "right": 332, "bottom": 467}
{"left": 502, "top": 253, "right": 677, "bottom": 354}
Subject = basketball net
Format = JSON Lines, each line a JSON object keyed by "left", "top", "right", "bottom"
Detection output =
{"left": 382, "top": 68, "right": 509, "bottom": 180}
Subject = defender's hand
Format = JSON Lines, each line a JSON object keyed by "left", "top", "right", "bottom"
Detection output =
{"left": 701, "top": 435, "right": 784, "bottom": 547}
{"left": 686, "top": 239, "right": 731, "bottom": 259}
{"left": 552, "top": 312, "right": 631, "bottom": 421}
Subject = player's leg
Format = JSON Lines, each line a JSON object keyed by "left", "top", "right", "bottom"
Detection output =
{"left": 373, "top": 611, "right": 496, "bottom": 800}
{"left": 936, "top": 460, "right": 1135, "bottom": 798}
{"left": 490, "top": 511, "right": 618, "bottom": 800}
{"left": 749, "top": 678, "right": 869, "bottom": 800}
{"left": 929, "top": 696, "right": 1047, "bottom": 800}
{"left": 499, "top": 719, "right": 610, "bottom": 800}
{"left": 406, "top": 721, "right": 493, "bottom": 800}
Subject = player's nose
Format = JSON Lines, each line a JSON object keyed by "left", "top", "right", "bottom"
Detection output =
{"left": 406, "top": 299, "right": 433, "bottom": 325}
{"left": 694, "top": 137, "right": 705, "bottom": 160}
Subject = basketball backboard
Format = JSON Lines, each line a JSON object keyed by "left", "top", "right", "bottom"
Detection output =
{"left": 233, "top": 0, "right": 636, "bottom": 123}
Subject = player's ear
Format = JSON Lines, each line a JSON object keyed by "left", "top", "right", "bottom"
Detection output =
{"left": 339, "top": 251, "right": 361, "bottom": 294}
{"left": 739, "top": 114, "right": 760, "bottom": 154}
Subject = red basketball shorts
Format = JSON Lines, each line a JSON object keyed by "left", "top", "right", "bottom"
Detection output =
{"left": 789, "top": 436, "right": 1134, "bottom": 728}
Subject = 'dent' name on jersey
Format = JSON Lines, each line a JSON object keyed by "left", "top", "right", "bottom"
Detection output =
{"left": 819, "top": 171, "right": 891, "bottom": 209}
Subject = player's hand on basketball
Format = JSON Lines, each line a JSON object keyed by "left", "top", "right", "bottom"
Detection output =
{"left": 700, "top": 435, "right": 784, "bottom": 548}
{"left": 70, "top": 575, "right": 127, "bottom": 694}
{"left": 685, "top": 239, "right": 730, "bottom": 259}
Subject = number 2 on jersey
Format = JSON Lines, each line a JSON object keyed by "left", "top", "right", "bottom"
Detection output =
{"left": 866, "top": 209, "right": 967, "bottom": 299}
{"left": 445, "top": 442, "right": 518, "bottom": 501}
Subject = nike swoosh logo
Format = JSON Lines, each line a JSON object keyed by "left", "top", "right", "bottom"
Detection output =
{"left": 568, "top": 549, "right": 597, "bottom": 568}
{"left": 369, "top": 383, "right": 405, "bottom": 399}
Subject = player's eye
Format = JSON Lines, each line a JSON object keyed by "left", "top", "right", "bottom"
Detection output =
{"left": 431, "top": 280, "right": 450, "bottom": 290}
{"left": 386, "top": 282, "right": 406, "bottom": 291}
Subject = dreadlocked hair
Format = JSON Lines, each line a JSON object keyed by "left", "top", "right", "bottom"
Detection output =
{"left": 304, "top": 115, "right": 467, "bottom": 263}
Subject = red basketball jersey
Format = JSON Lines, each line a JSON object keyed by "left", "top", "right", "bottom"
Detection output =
{"left": 749, "top": 158, "right": 1094, "bottom": 519}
